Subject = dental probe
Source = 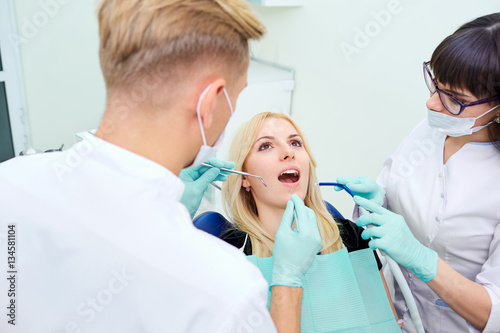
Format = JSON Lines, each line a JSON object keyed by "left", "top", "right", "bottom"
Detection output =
{"left": 290, "top": 188, "right": 299, "bottom": 232}
{"left": 210, "top": 182, "right": 221, "bottom": 191}
{"left": 201, "top": 162, "right": 267, "bottom": 187}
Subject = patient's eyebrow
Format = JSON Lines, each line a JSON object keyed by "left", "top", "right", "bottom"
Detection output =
{"left": 255, "top": 136, "right": 274, "bottom": 142}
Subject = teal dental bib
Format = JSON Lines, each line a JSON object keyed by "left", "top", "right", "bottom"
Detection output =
{"left": 247, "top": 248, "right": 401, "bottom": 332}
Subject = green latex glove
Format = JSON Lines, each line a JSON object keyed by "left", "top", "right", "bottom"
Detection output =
{"left": 336, "top": 176, "right": 385, "bottom": 206}
{"left": 354, "top": 196, "right": 438, "bottom": 282}
{"left": 271, "top": 194, "right": 323, "bottom": 288}
{"left": 179, "top": 157, "right": 235, "bottom": 218}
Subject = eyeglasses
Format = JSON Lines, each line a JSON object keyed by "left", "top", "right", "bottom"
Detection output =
{"left": 423, "top": 61, "right": 499, "bottom": 115}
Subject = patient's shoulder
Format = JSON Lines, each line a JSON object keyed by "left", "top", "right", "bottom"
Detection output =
{"left": 219, "top": 224, "right": 252, "bottom": 255}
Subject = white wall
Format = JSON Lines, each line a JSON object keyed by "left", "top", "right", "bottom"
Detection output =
{"left": 13, "top": 0, "right": 105, "bottom": 152}
{"left": 249, "top": 0, "right": 500, "bottom": 216}
{"left": 9, "top": 0, "right": 500, "bottom": 216}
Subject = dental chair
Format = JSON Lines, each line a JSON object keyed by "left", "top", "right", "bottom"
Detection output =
{"left": 193, "top": 201, "right": 344, "bottom": 237}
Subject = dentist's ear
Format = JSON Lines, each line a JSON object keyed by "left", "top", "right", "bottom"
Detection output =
{"left": 196, "top": 79, "right": 226, "bottom": 130}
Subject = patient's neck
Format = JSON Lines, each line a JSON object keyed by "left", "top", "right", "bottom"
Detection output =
{"left": 255, "top": 203, "right": 287, "bottom": 239}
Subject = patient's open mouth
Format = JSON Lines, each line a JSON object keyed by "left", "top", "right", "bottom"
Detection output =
{"left": 278, "top": 169, "right": 300, "bottom": 184}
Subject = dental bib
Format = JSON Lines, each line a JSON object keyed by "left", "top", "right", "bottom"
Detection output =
{"left": 247, "top": 248, "right": 401, "bottom": 332}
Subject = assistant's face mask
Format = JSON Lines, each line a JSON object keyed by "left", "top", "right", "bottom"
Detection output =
{"left": 427, "top": 104, "right": 500, "bottom": 137}
{"left": 189, "top": 84, "right": 234, "bottom": 168}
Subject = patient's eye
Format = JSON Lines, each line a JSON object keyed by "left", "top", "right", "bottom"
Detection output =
{"left": 258, "top": 142, "right": 272, "bottom": 151}
{"left": 290, "top": 139, "right": 303, "bottom": 147}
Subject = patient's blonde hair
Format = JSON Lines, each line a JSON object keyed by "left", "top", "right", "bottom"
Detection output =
{"left": 222, "top": 112, "right": 344, "bottom": 257}
{"left": 98, "top": 0, "right": 266, "bottom": 89}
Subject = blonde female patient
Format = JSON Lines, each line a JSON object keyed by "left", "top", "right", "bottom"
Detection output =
{"left": 219, "top": 112, "right": 402, "bottom": 332}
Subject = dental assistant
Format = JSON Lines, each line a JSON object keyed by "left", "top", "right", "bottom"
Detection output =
{"left": 339, "top": 13, "right": 500, "bottom": 333}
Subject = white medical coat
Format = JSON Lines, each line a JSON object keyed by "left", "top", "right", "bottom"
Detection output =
{"left": 0, "top": 134, "right": 276, "bottom": 333}
{"left": 375, "top": 120, "right": 500, "bottom": 333}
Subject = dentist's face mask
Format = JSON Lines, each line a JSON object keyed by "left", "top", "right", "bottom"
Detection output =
{"left": 189, "top": 84, "right": 234, "bottom": 168}
{"left": 427, "top": 104, "right": 500, "bottom": 137}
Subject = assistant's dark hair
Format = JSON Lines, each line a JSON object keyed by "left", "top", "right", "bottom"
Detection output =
{"left": 430, "top": 13, "right": 500, "bottom": 151}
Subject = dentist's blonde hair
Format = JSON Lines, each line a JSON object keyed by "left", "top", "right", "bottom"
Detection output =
{"left": 98, "top": 0, "right": 265, "bottom": 89}
{"left": 222, "top": 112, "right": 343, "bottom": 257}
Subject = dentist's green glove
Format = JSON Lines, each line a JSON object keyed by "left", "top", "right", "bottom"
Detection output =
{"left": 336, "top": 176, "right": 385, "bottom": 206}
{"left": 179, "top": 157, "right": 235, "bottom": 218}
{"left": 271, "top": 194, "right": 322, "bottom": 288}
{"left": 354, "top": 196, "right": 438, "bottom": 282}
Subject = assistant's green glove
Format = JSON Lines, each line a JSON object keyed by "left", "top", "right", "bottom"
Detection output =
{"left": 354, "top": 196, "right": 438, "bottom": 282}
{"left": 271, "top": 194, "right": 323, "bottom": 288}
{"left": 179, "top": 157, "right": 235, "bottom": 218}
{"left": 336, "top": 176, "right": 385, "bottom": 206}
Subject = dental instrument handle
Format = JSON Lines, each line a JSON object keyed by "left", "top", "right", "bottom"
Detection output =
{"left": 210, "top": 182, "right": 221, "bottom": 191}
{"left": 293, "top": 208, "right": 299, "bottom": 232}
{"left": 201, "top": 162, "right": 253, "bottom": 176}
{"left": 290, "top": 189, "right": 299, "bottom": 232}
{"left": 201, "top": 163, "right": 267, "bottom": 187}
{"left": 315, "top": 182, "right": 355, "bottom": 197}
